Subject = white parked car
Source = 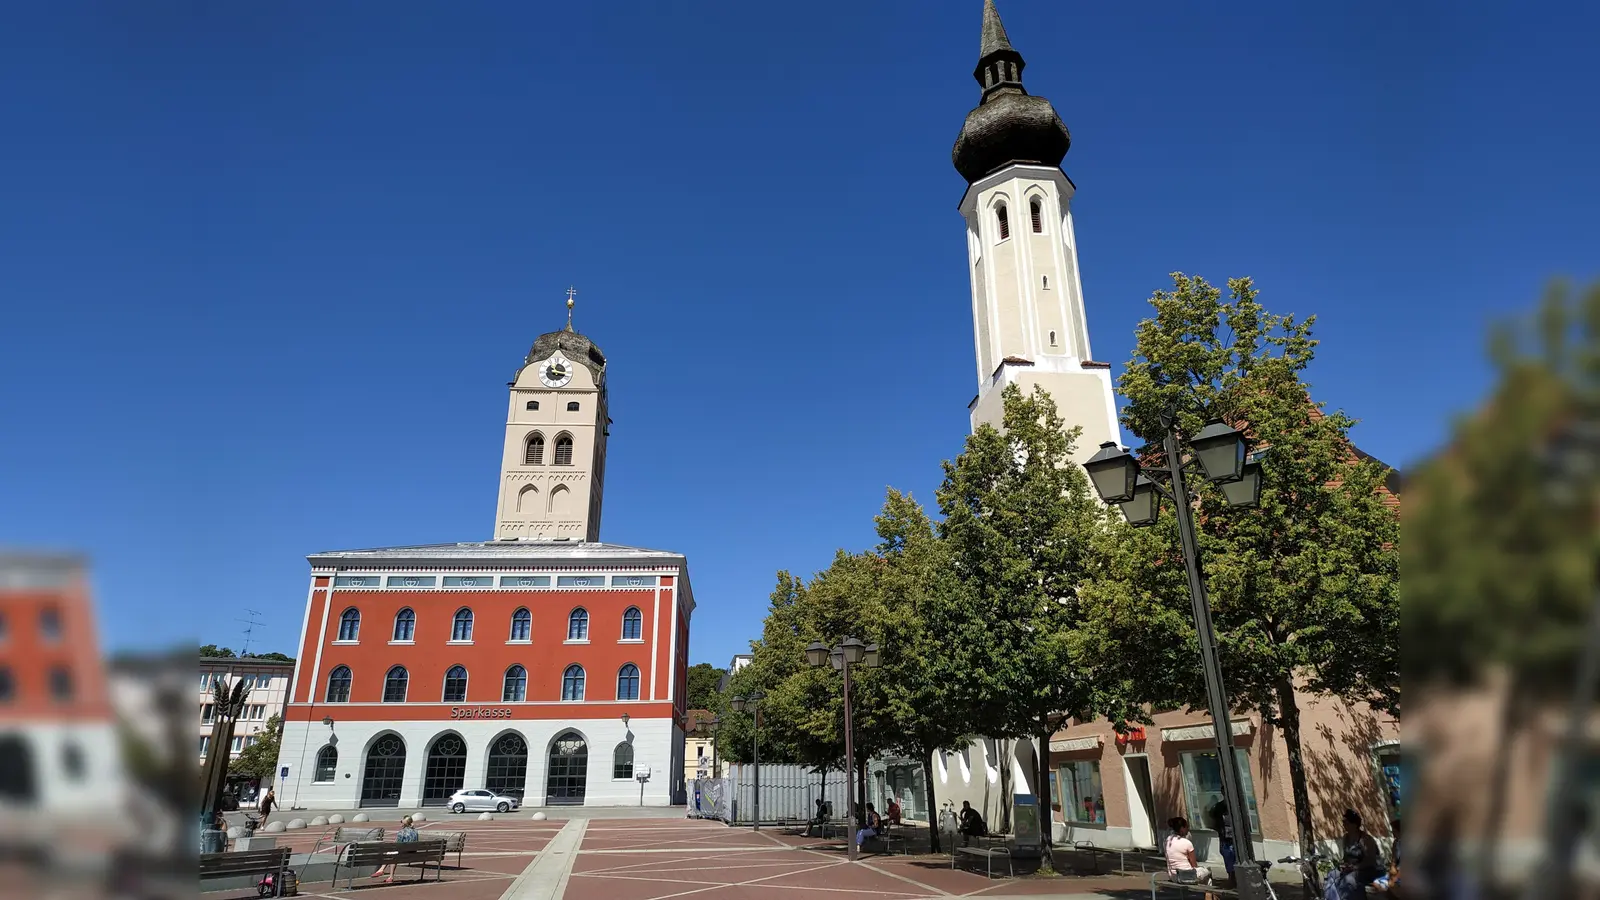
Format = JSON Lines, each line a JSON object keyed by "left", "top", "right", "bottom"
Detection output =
{"left": 447, "top": 789, "right": 521, "bottom": 814}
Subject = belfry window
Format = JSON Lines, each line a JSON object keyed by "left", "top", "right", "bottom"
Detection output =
{"left": 996, "top": 204, "right": 1010, "bottom": 240}
{"left": 525, "top": 434, "right": 544, "bottom": 465}
{"left": 525, "top": 400, "right": 539, "bottom": 411}
{"left": 554, "top": 435, "right": 574, "bottom": 466}
{"left": 1030, "top": 199, "right": 1043, "bottom": 233}
{"left": 566, "top": 401, "right": 580, "bottom": 412}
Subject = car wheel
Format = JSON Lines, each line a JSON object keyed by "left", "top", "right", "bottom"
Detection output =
{"left": 451, "top": 803, "right": 465, "bottom": 814}
{"left": 497, "top": 802, "right": 509, "bottom": 813}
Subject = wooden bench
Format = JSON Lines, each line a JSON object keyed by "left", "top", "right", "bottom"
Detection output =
{"left": 198, "top": 847, "right": 291, "bottom": 890}
{"left": 435, "top": 831, "right": 468, "bottom": 867}
{"left": 953, "top": 845, "right": 1013, "bottom": 878}
{"left": 333, "top": 839, "right": 447, "bottom": 889}
{"left": 1148, "top": 872, "right": 1240, "bottom": 899}
{"left": 862, "top": 827, "right": 909, "bottom": 856}
{"left": 332, "top": 825, "right": 385, "bottom": 844}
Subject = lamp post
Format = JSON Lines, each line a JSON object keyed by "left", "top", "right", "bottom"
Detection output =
{"left": 1084, "top": 412, "right": 1269, "bottom": 900}
{"left": 805, "top": 636, "right": 883, "bottom": 863}
{"left": 730, "top": 691, "right": 765, "bottom": 830}
{"left": 706, "top": 715, "right": 720, "bottom": 779}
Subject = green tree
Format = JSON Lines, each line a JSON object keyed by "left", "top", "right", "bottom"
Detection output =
{"left": 243, "top": 652, "right": 295, "bottom": 663}
{"left": 935, "top": 382, "right": 1120, "bottom": 846}
{"left": 234, "top": 715, "right": 284, "bottom": 781}
{"left": 685, "top": 663, "right": 725, "bottom": 711}
{"left": 1088, "top": 274, "right": 1399, "bottom": 876}
{"left": 200, "top": 644, "right": 236, "bottom": 658}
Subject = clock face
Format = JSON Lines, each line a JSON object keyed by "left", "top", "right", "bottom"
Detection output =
{"left": 540, "top": 355, "right": 573, "bottom": 388}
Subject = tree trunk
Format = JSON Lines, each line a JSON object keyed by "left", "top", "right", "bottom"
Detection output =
{"left": 1037, "top": 717, "right": 1055, "bottom": 873}
{"left": 857, "top": 756, "right": 868, "bottom": 833}
{"left": 1478, "top": 671, "right": 1523, "bottom": 889}
{"left": 997, "top": 739, "right": 1012, "bottom": 834}
{"left": 922, "top": 753, "right": 941, "bottom": 853}
{"left": 1276, "top": 677, "right": 1319, "bottom": 898}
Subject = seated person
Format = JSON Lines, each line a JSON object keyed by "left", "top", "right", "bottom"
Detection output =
{"left": 856, "top": 803, "right": 882, "bottom": 847}
{"left": 886, "top": 798, "right": 902, "bottom": 827}
{"left": 1326, "top": 809, "right": 1384, "bottom": 900}
{"left": 1164, "top": 817, "right": 1216, "bottom": 899}
{"left": 958, "top": 801, "right": 987, "bottom": 845}
{"left": 807, "top": 798, "right": 830, "bottom": 836}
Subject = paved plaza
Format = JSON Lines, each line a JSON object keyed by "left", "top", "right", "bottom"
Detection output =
{"left": 202, "top": 814, "right": 1199, "bottom": 899}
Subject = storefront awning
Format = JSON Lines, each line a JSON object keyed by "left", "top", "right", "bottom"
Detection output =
{"left": 1160, "top": 719, "right": 1254, "bottom": 744}
{"left": 1049, "top": 736, "right": 1102, "bottom": 753}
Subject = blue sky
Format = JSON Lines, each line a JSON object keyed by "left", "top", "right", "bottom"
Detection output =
{"left": 1, "top": 2, "right": 1595, "bottom": 667}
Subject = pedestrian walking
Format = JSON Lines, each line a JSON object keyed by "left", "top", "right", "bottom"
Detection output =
{"left": 258, "top": 787, "right": 276, "bottom": 824}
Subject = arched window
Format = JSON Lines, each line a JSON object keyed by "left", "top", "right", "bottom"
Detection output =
{"left": 452, "top": 608, "right": 474, "bottom": 642}
{"left": 566, "top": 401, "right": 580, "bottom": 412}
{"left": 337, "top": 608, "right": 360, "bottom": 642}
{"left": 567, "top": 608, "right": 589, "bottom": 641}
{"left": 621, "top": 607, "right": 642, "bottom": 641}
{"left": 996, "top": 203, "right": 1010, "bottom": 240}
{"left": 393, "top": 608, "right": 415, "bottom": 642}
{"left": 382, "top": 666, "right": 409, "bottom": 703}
{"left": 503, "top": 665, "right": 527, "bottom": 701}
{"left": 554, "top": 435, "right": 574, "bottom": 466}
{"left": 1048, "top": 330, "right": 1057, "bottom": 347}
{"left": 509, "top": 608, "right": 531, "bottom": 642}
{"left": 1030, "top": 198, "right": 1043, "bottom": 233}
{"left": 561, "top": 665, "right": 585, "bottom": 701}
{"left": 325, "top": 665, "right": 352, "bottom": 703}
{"left": 442, "top": 665, "right": 468, "bottom": 702}
{"left": 314, "top": 745, "right": 338, "bottom": 783}
{"left": 525, "top": 400, "right": 539, "bottom": 411}
{"left": 616, "top": 664, "right": 640, "bottom": 701}
{"left": 524, "top": 433, "right": 545, "bottom": 465}
{"left": 612, "top": 742, "right": 634, "bottom": 779}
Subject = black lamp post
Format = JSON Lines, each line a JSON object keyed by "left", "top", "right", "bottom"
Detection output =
{"left": 730, "top": 691, "right": 765, "bottom": 830}
{"left": 706, "top": 715, "right": 720, "bottom": 780}
{"left": 1084, "top": 412, "right": 1269, "bottom": 900}
{"left": 805, "top": 636, "right": 882, "bottom": 863}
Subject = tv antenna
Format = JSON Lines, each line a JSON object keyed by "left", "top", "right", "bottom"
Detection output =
{"left": 237, "top": 609, "right": 264, "bottom": 656}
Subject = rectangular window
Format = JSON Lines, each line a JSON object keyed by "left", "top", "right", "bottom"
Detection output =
{"left": 333, "top": 575, "right": 380, "bottom": 587}
{"left": 200, "top": 674, "right": 212, "bottom": 690}
{"left": 443, "top": 576, "right": 492, "bottom": 587}
{"left": 611, "top": 575, "right": 657, "bottom": 587}
{"left": 1059, "top": 760, "right": 1106, "bottom": 824}
{"left": 200, "top": 736, "right": 210, "bottom": 755}
{"left": 200, "top": 703, "right": 215, "bottom": 725}
{"left": 499, "top": 575, "right": 551, "bottom": 587}
{"left": 230, "top": 736, "right": 243, "bottom": 753}
{"left": 697, "top": 746, "right": 705, "bottom": 758}
{"left": 238, "top": 675, "right": 256, "bottom": 690}
{"left": 1180, "top": 749, "right": 1262, "bottom": 836}
{"left": 386, "top": 575, "right": 436, "bottom": 588}
{"left": 557, "top": 575, "right": 601, "bottom": 588}
{"left": 1374, "top": 745, "right": 1403, "bottom": 820}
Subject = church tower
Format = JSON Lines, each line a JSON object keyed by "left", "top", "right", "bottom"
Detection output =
{"left": 952, "top": 0, "right": 1120, "bottom": 464}
{"left": 494, "top": 291, "right": 610, "bottom": 542}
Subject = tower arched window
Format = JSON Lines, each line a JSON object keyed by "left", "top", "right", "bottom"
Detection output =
{"left": 382, "top": 666, "right": 409, "bottom": 703}
{"left": 1030, "top": 198, "right": 1043, "bottom": 233}
{"left": 567, "top": 608, "right": 589, "bottom": 641}
{"left": 442, "top": 665, "right": 468, "bottom": 702}
{"left": 524, "top": 433, "right": 545, "bottom": 465}
{"left": 995, "top": 204, "right": 1010, "bottom": 240}
{"left": 503, "top": 665, "right": 527, "bottom": 701}
{"left": 554, "top": 434, "right": 574, "bottom": 466}
{"left": 325, "top": 665, "right": 352, "bottom": 703}
{"left": 566, "top": 401, "right": 580, "bottom": 412}
{"left": 561, "top": 664, "right": 586, "bottom": 701}
{"left": 393, "top": 608, "right": 415, "bottom": 642}
{"left": 621, "top": 607, "right": 642, "bottom": 641}
{"left": 509, "top": 608, "right": 531, "bottom": 642}
{"left": 452, "top": 608, "right": 474, "bottom": 642}
{"left": 314, "top": 744, "right": 338, "bottom": 783}
{"left": 337, "top": 608, "right": 360, "bottom": 642}
{"left": 616, "top": 664, "right": 640, "bottom": 701}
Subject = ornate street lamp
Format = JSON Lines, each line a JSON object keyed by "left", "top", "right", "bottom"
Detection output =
{"left": 1085, "top": 411, "right": 1270, "bottom": 900}
{"left": 730, "top": 691, "right": 765, "bottom": 830}
{"left": 805, "top": 635, "right": 883, "bottom": 863}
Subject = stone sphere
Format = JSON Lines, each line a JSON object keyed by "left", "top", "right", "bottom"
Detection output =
{"left": 286, "top": 818, "right": 307, "bottom": 830}
{"left": 227, "top": 826, "right": 245, "bottom": 839}
{"left": 477, "top": 812, "right": 494, "bottom": 821}
{"left": 530, "top": 812, "right": 547, "bottom": 821}
{"left": 328, "top": 814, "right": 345, "bottom": 824}
{"left": 411, "top": 813, "right": 427, "bottom": 823}
{"left": 309, "top": 816, "right": 328, "bottom": 826}
{"left": 264, "top": 821, "right": 286, "bottom": 833}
{"left": 352, "top": 813, "right": 369, "bottom": 823}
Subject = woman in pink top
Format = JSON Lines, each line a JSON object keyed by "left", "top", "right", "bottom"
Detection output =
{"left": 1165, "top": 817, "right": 1215, "bottom": 897}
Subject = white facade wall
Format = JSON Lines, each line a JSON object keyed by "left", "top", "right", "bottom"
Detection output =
{"left": 277, "top": 714, "right": 677, "bottom": 810}
{"left": 0, "top": 721, "right": 123, "bottom": 815}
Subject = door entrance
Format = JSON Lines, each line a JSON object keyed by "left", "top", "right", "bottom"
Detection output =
{"left": 360, "top": 734, "right": 406, "bottom": 808}
{"left": 422, "top": 734, "right": 467, "bottom": 807}
{"left": 0, "top": 735, "right": 38, "bottom": 804}
{"left": 1126, "top": 755, "right": 1157, "bottom": 849}
{"left": 546, "top": 732, "right": 589, "bottom": 806}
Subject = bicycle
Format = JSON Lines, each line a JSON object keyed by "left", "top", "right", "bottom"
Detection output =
{"left": 1256, "top": 848, "right": 1329, "bottom": 900}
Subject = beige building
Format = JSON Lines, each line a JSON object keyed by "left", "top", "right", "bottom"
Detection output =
{"left": 683, "top": 709, "right": 718, "bottom": 783}
{"left": 199, "top": 656, "right": 293, "bottom": 766}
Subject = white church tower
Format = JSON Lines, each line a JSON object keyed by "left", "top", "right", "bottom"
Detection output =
{"left": 493, "top": 291, "right": 610, "bottom": 542}
{"left": 953, "top": 0, "right": 1120, "bottom": 464}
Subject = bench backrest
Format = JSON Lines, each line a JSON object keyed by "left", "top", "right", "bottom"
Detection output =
{"left": 334, "top": 826, "right": 385, "bottom": 843}
{"left": 198, "top": 847, "right": 292, "bottom": 877}
{"left": 436, "top": 832, "right": 466, "bottom": 852}
{"left": 346, "top": 839, "right": 446, "bottom": 867}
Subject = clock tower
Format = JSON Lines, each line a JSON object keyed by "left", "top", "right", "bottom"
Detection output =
{"left": 494, "top": 291, "right": 610, "bottom": 541}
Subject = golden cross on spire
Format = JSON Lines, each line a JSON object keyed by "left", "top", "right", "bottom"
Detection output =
{"left": 565, "top": 286, "right": 576, "bottom": 332}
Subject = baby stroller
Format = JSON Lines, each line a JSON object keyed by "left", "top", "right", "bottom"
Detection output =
{"left": 256, "top": 868, "right": 299, "bottom": 897}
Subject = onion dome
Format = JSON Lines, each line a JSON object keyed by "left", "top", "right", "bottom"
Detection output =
{"left": 951, "top": 0, "right": 1071, "bottom": 184}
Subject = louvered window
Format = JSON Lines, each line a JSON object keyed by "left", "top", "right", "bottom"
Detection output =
{"left": 996, "top": 205, "right": 1010, "bottom": 240}
{"left": 554, "top": 436, "right": 573, "bottom": 466}
{"left": 1030, "top": 199, "right": 1042, "bottom": 233}
{"left": 566, "top": 401, "right": 580, "bottom": 411}
{"left": 525, "top": 434, "right": 544, "bottom": 465}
